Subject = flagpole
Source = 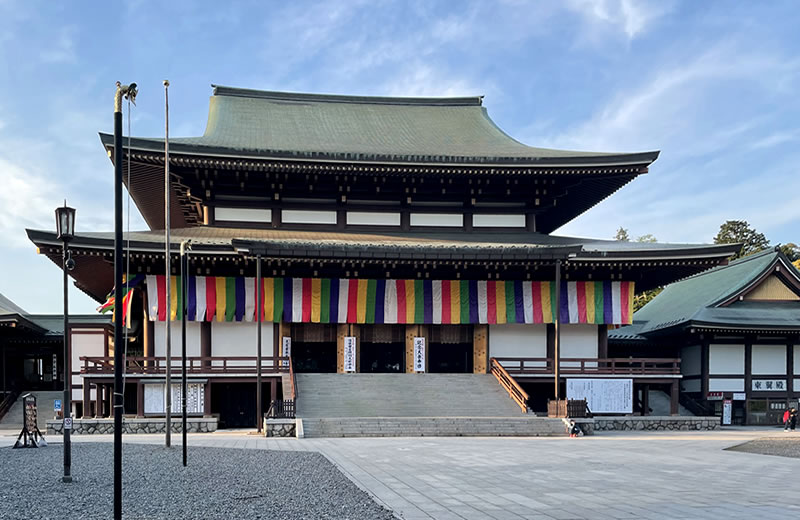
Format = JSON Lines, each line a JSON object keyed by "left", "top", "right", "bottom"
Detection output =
{"left": 164, "top": 80, "right": 172, "bottom": 447}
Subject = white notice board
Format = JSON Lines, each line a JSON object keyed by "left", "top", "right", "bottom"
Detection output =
{"left": 413, "top": 337, "right": 426, "bottom": 372}
{"left": 343, "top": 336, "right": 357, "bottom": 372}
{"left": 566, "top": 378, "right": 633, "bottom": 414}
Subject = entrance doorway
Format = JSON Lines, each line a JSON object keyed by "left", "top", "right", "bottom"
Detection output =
{"left": 291, "top": 323, "right": 337, "bottom": 373}
{"left": 212, "top": 382, "right": 256, "bottom": 429}
{"left": 428, "top": 325, "right": 473, "bottom": 373}
{"left": 360, "top": 325, "right": 405, "bottom": 373}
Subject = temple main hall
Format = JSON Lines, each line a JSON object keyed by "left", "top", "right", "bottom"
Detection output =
{"left": 27, "top": 86, "right": 740, "bottom": 430}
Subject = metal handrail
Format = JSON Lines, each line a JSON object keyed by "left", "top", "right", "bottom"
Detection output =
{"left": 490, "top": 357, "right": 529, "bottom": 413}
{"left": 0, "top": 390, "right": 19, "bottom": 422}
{"left": 289, "top": 355, "right": 297, "bottom": 401}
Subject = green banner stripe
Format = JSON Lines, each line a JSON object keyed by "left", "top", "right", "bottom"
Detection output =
{"left": 366, "top": 279, "right": 377, "bottom": 324}
{"left": 320, "top": 278, "right": 331, "bottom": 323}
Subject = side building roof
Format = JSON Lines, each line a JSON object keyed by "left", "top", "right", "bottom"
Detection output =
{"left": 610, "top": 248, "right": 800, "bottom": 338}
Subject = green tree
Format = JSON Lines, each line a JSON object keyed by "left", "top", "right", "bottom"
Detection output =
{"left": 613, "top": 229, "right": 662, "bottom": 311}
{"left": 636, "top": 234, "right": 657, "bottom": 243}
{"left": 779, "top": 243, "right": 800, "bottom": 262}
{"left": 614, "top": 227, "right": 630, "bottom": 241}
{"left": 713, "top": 220, "right": 770, "bottom": 259}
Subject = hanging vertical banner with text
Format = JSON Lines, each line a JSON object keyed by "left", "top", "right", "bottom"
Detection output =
{"left": 722, "top": 400, "right": 732, "bottom": 425}
{"left": 413, "top": 337, "right": 426, "bottom": 373}
{"left": 282, "top": 337, "right": 291, "bottom": 368}
{"left": 343, "top": 336, "right": 357, "bottom": 372}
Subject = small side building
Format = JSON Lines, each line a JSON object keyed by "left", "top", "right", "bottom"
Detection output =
{"left": 610, "top": 249, "right": 800, "bottom": 425}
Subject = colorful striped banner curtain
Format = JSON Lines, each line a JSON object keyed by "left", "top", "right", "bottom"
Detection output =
{"left": 144, "top": 276, "right": 634, "bottom": 325}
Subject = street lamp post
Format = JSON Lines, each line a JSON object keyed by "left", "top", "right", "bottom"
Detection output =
{"left": 55, "top": 202, "right": 76, "bottom": 484}
{"left": 179, "top": 240, "right": 191, "bottom": 466}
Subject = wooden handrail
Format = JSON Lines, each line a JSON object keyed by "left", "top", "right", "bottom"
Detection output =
{"left": 490, "top": 357, "right": 529, "bottom": 413}
{"left": 492, "top": 357, "right": 681, "bottom": 376}
{"left": 78, "top": 355, "right": 292, "bottom": 375}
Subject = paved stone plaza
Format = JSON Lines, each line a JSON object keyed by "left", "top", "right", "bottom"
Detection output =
{"left": 2, "top": 428, "right": 798, "bottom": 519}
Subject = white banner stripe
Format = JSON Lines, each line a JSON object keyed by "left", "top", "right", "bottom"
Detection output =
{"left": 477, "top": 281, "right": 488, "bottom": 324}
{"left": 567, "top": 282, "right": 578, "bottom": 324}
{"left": 292, "top": 278, "right": 303, "bottom": 323}
{"left": 384, "top": 280, "right": 398, "bottom": 324}
{"left": 523, "top": 281, "right": 533, "bottom": 324}
{"left": 338, "top": 279, "right": 349, "bottom": 324}
{"left": 195, "top": 276, "right": 206, "bottom": 322}
{"left": 432, "top": 280, "right": 442, "bottom": 324}
{"left": 244, "top": 277, "right": 255, "bottom": 322}
{"left": 146, "top": 275, "right": 159, "bottom": 321}
{"left": 612, "top": 281, "right": 622, "bottom": 324}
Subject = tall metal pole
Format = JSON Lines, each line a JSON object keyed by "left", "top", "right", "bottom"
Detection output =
{"left": 180, "top": 242, "right": 188, "bottom": 466}
{"left": 62, "top": 241, "right": 72, "bottom": 483}
{"left": 256, "top": 254, "right": 262, "bottom": 433}
{"left": 164, "top": 80, "right": 172, "bottom": 447}
{"left": 113, "top": 81, "right": 132, "bottom": 520}
{"left": 554, "top": 259, "right": 562, "bottom": 400}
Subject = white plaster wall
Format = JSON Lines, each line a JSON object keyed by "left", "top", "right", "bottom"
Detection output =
{"left": 410, "top": 213, "right": 463, "bottom": 227}
{"left": 794, "top": 345, "right": 800, "bottom": 374}
{"left": 71, "top": 329, "right": 105, "bottom": 401}
{"left": 561, "top": 324, "right": 598, "bottom": 368}
{"left": 154, "top": 321, "right": 202, "bottom": 361}
{"left": 282, "top": 210, "right": 337, "bottom": 224}
{"left": 708, "top": 378, "right": 744, "bottom": 392}
{"left": 211, "top": 322, "right": 274, "bottom": 368}
{"left": 347, "top": 212, "right": 401, "bottom": 226}
{"left": 681, "top": 379, "right": 701, "bottom": 392}
{"left": 681, "top": 345, "right": 702, "bottom": 376}
{"left": 489, "top": 324, "right": 547, "bottom": 367}
{"left": 751, "top": 345, "right": 787, "bottom": 375}
{"left": 708, "top": 344, "right": 744, "bottom": 374}
{"left": 214, "top": 207, "right": 271, "bottom": 223}
{"left": 794, "top": 379, "right": 800, "bottom": 392}
{"left": 473, "top": 214, "right": 526, "bottom": 227}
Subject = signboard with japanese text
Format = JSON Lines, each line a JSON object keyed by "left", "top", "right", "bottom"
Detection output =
{"left": 343, "top": 336, "right": 357, "bottom": 372}
{"left": 566, "top": 379, "right": 633, "bottom": 414}
{"left": 282, "top": 337, "right": 291, "bottom": 368}
{"left": 752, "top": 379, "right": 786, "bottom": 392}
{"left": 732, "top": 393, "right": 746, "bottom": 401}
{"left": 413, "top": 337, "right": 426, "bottom": 372}
{"left": 707, "top": 392, "right": 724, "bottom": 401}
{"left": 722, "top": 400, "right": 732, "bottom": 425}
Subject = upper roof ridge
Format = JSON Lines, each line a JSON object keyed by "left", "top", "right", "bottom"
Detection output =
{"left": 210, "top": 85, "right": 484, "bottom": 107}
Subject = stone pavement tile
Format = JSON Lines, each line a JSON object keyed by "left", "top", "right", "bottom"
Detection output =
{"left": 537, "top": 508, "right": 584, "bottom": 520}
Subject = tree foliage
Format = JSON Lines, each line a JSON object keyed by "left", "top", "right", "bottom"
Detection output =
{"left": 713, "top": 220, "right": 770, "bottom": 259}
{"left": 779, "top": 243, "right": 800, "bottom": 262}
{"left": 614, "top": 227, "right": 630, "bottom": 242}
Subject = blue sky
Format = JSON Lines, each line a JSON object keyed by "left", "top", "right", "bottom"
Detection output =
{"left": 1, "top": 0, "right": 799, "bottom": 313}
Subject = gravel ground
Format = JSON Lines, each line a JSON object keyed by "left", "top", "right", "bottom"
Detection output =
{"left": 725, "top": 435, "right": 800, "bottom": 459}
{"left": 0, "top": 443, "right": 396, "bottom": 520}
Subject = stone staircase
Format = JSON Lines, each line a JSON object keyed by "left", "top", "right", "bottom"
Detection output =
{"left": 0, "top": 391, "right": 62, "bottom": 431}
{"left": 648, "top": 389, "right": 693, "bottom": 416}
{"left": 301, "top": 416, "right": 567, "bottom": 438}
{"left": 294, "top": 374, "right": 565, "bottom": 438}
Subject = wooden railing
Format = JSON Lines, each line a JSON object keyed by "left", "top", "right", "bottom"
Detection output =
{"left": 266, "top": 399, "right": 296, "bottom": 419}
{"left": 490, "top": 357, "right": 529, "bottom": 413}
{"left": 492, "top": 357, "right": 681, "bottom": 376}
{"left": 79, "top": 356, "right": 292, "bottom": 375}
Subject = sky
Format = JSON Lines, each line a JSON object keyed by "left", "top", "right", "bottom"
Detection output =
{"left": 1, "top": 0, "right": 799, "bottom": 314}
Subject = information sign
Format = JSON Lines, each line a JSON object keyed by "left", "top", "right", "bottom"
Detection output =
{"left": 413, "top": 337, "right": 426, "bottom": 373}
{"left": 566, "top": 379, "right": 633, "bottom": 414}
{"left": 281, "top": 337, "right": 291, "bottom": 367}
{"left": 732, "top": 392, "right": 746, "bottom": 401}
{"left": 722, "top": 400, "right": 732, "bottom": 425}
{"left": 54, "top": 399, "right": 62, "bottom": 412}
{"left": 64, "top": 417, "right": 73, "bottom": 430}
{"left": 343, "top": 336, "right": 357, "bottom": 372}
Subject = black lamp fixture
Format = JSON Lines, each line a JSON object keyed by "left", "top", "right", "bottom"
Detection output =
{"left": 55, "top": 202, "right": 76, "bottom": 242}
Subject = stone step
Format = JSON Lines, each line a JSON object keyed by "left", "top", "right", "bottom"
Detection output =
{"left": 300, "top": 417, "right": 566, "bottom": 438}
{"left": 295, "top": 373, "right": 524, "bottom": 418}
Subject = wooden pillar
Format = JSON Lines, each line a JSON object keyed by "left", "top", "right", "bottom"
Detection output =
{"left": 136, "top": 382, "right": 144, "bottom": 417}
{"left": 405, "top": 325, "right": 417, "bottom": 373}
{"left": 473, "top": 325, "right": 489, "bottom": 374}
{"left": 83, "top": 382, "right": 91, "bottom": 418}
{"left": 352, "top": 324, "right": 361, "bottom": 373}
{"left": 270, "top": 379, "right": 277, "bottom": 402}
{"left": 95, "top": 383, "right": 103, "bottom": 418}
{"left": 598, "top": 326, "right": 608, "bottom": 359}
{"left": 337, "top": 324, "right": 348, "bottom": 373}
{"left": 787, "top": 341, "right": 794, "bottom": 399}
{"left": 200, "top": 322, "right": 211, "bottom": 367}
{"left": 670, "top": 380, "right": 679, "bottom": 416}
{"left": 641, "top": 384, "right": 649, "bottom": 416}
{"left": 744, "top": 339, "right": 753, "bottom": 400}
{"left": 204, "top": 382, "right": 212, "bottom": 416}
{"left": 700, "top": 342, "right": 709, "bottom": 398}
